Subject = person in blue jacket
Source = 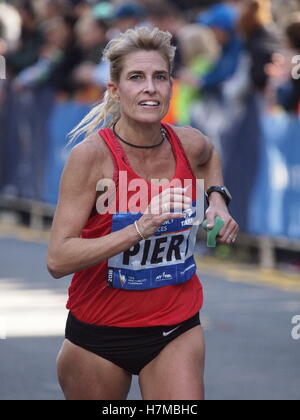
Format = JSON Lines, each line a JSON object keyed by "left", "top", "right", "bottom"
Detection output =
{"left": 179, "top": 3, "right": 242, "bottom": 94}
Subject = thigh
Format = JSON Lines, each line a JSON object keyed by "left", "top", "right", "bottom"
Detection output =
{"left": 56, "top": 339, "right": 132, "bottom": 400}
{"left": 138, "top": 325, "right": 205, "bottom": 400}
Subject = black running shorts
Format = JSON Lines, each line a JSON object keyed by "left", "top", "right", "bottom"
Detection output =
{"left": 65, "top": 311, "right": 201, "bottom": 375}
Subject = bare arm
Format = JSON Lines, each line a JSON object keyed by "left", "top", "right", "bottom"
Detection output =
{"left": 47, "top": 138, "right": 142, "bottom": 278}
{"left": 196, "top": 140, "right": 225, "bottom": 198}
{"left": 176, "top": 126, "right": 239, "bottom": 244}
{"left": 174, "top": 125, "right": 224, "bottom": 190}
{"left": 197, "top": 135, "right": 239, "bottom": 244}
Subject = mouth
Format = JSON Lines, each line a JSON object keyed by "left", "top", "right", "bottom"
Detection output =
{"left": 138, "top": 100, "right": 160, "bottom": 109}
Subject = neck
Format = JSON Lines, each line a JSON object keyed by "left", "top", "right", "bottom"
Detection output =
{"left": 114, "top": 118, "right": 164, "bottom": 151}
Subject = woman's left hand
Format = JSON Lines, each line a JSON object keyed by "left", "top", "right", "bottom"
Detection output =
{"left": 205, "top": 201, "right": 239, "bottom": 245}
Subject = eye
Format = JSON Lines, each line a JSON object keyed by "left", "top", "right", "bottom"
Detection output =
{"left": 156, "top": 74, "right": 167, "bottom": 80}
{"left": 130, "top": 74, "right": 143, "bottom": 80}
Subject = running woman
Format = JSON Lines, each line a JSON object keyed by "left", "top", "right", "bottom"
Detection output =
{"left": 47, "top": 27, "right": 238, "bottom": 400}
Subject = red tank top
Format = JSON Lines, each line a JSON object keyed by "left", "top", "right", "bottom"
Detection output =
{"left": 66, "top": 123, "right": 203, "bottom": 327}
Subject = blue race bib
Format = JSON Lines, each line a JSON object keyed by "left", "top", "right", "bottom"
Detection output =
{"left": 107, "top": 205, "right": 199, "bottom": 290}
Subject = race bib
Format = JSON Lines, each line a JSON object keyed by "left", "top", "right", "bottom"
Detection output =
{"left": 107, "top": 204, "right": 200, "bottom": 290}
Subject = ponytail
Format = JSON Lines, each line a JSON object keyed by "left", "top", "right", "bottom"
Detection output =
{"left": 67, "top": 91, "right": 120, "bottom": 144}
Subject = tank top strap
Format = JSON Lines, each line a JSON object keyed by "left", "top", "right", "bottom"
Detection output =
{"left": 98, "top": 127, "right": 130, "bottom": 186}
{"left": 161, "top": 123, "right": 196, "bottom": 179}
{"left": 98, "top": 127, "right": 130, "bottom": 166}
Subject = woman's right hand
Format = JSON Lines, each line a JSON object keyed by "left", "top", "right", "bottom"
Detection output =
{"left": 135, "top": 187, "right": 192, "bottom": 239}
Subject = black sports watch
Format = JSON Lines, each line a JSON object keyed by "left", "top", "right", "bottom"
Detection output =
{"left": 205, "top": 186, "right": 232, "bottom": 206}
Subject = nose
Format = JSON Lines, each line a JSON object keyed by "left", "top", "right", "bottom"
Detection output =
{"left": 143, "top": 77, "right": 156, "bottom": 94}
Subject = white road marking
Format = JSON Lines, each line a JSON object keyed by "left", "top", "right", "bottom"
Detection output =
{"left": 0, "top": 278, "right": 68, "bottom": 337}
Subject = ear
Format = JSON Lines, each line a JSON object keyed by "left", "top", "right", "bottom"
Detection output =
{"left": 107, "top": 81, "right": 119, "bottom": 102}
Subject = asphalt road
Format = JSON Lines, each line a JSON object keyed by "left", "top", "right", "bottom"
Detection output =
{"left": 0, "top": 236, "right": 299, "bottom": 400}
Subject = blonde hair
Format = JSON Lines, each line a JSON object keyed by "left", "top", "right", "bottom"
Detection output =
{"left": 68, "top": 26, "right": 176, "bottom": 143}
{"left": 178, "top": 24, "right": 220, "bottom": 66}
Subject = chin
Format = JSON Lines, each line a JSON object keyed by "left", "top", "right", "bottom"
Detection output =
{"left": 131, "top": 116, "right": 163, "bottom": 125}
{"left": 136, "top": 111, "right": 167, "bottom": 125}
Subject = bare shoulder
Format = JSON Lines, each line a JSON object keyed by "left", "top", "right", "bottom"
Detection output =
{"left": 171, "top": 125, "right": 214, "bottom": 166}
{"left": 66, "top": 131, "right": 114, "bottom": 182}
{"left": 70, "top": 132, "right": 107, "bottom": 164}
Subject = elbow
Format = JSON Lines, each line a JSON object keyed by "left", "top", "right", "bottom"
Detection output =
{"left": 48, "top": 269, "right": 64, "bottom": 280}
{"left": 200, "top": 137, "right": 215, "bottom": 166}
{"left": 47, "top": 255, "right": 66, "bottom": 279}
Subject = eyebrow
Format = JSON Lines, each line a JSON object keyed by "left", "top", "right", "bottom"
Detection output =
{"left": 126, "top": 70, "right": 169, "bottom": 76}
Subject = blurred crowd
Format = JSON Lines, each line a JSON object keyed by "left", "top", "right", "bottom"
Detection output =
{"left": 0, "top": 0, "right": 300, "bottom": 122}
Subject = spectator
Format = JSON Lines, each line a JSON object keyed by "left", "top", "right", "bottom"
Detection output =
{"left": 178, "top": 24, "right": 220, "bottom": 70}
{"left": 237, "top": 0, "right": 279, "bottom": 92}
{"left": 14, "top": 15, "right": 82, "bottom": 96}
{"left": 5, "top": 0, "right": 44, "bottom": 76}
{"left": 175, "top": 24, "right": 220, "bottom": 125}
{"left": 73, "top": 14, "right": 109, "bottom": 100}
{"left": 75, "top": 15, "right": 108, "bottom": 63}
{"left": 112, "top": 2, "right": 147, "bottom": 33}
{"left": 197, "top": 2, "right": 242, "bottom": 91}
{"left": 179, "top": 2, "right": 242, "bottom": 93}
{"left": 40, "top": 15, "right": 82, "bottom": 95}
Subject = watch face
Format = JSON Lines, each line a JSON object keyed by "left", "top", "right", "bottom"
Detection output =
{"left": 221, "top": 186, "right": 232, "bottom": 200}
